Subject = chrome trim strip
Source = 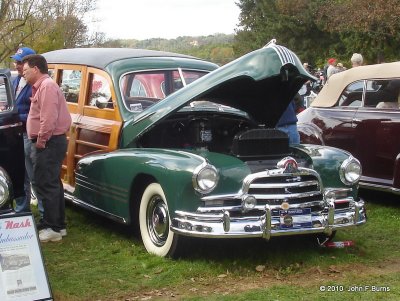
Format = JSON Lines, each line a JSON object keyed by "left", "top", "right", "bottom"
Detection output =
{"left": 250, "top": 180, "right": 319, "bottom": 189}
{"left": 197, "top": 200, "right": 325, "bottom": 213}
{"left": 267, "top": 44, "right": 296, "bottom": 65}
{"left": 250, "top": 191, "right": 322, "bottom": 199}
{"left": 359, "top": 181, "right": 400, "bottom": 194}
{"left": 65, "top": 193, "right": 127, "bottom": 224}
{"left": 360, "top": 175, "right": 392, "bottom": 185}
{"left": 0, "top": 122, "right": 22, "bottom": 130}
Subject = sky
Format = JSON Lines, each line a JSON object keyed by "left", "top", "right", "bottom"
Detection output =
{"left": 87, "top": 0, "right": 241, "bottom": 40}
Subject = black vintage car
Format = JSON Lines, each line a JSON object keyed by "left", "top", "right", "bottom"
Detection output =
{"left": 0, "top": 69, "right": 24, "bottom": 214}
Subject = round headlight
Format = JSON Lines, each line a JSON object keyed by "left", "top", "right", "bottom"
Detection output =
{"left": 340, "top": 157, "right": 362, "bottom": 185}
{"left": 193, "top": 164, "right": 219, "bottom": 194}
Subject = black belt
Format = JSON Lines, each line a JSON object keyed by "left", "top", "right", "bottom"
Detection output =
{"left": 31, "top": 134, "right": 65, "bottom": 143}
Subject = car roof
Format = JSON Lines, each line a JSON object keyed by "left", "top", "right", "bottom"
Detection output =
{"left": 312, "top": 61, "right": 400, "bottom": 107}
{"left": 42, "top": 48, "right": 202, "bottom": 69}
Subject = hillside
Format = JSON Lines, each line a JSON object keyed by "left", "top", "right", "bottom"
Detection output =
{"left": 101, "top": 33, "right": 235, "bottom": 65}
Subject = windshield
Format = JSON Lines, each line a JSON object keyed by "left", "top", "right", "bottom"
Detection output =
{"left": 120, "top": 69, "right": 208, "bottom": 113}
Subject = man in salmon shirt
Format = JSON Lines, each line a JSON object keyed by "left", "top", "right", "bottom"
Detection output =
{"left": 22, "top": 54, "right": 72, "bottom": 242}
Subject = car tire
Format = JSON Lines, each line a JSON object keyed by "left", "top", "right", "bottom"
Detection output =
{"left": 139, "top": 183, "right": 180, "bottom": 257}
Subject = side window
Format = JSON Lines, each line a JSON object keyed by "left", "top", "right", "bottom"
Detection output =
{"left": 130, "top": 78, "right": 147, "bottom": 97}
{"left": 48, "top": 69, "right": 55, "bottom": 80}
{"left": 365, "top": 79, "right": 400, "bottom": 109}
{"left": 167, "top": 70, "right": 208, "bottom": 95}
{"left": 121, "top": 69, "right": 209, "bottom": 112}
{"left": 337, "top": 80, "right": 363, "bottom": 107}
{"left": 88, "top": 73, "right": 113, "bottom": 109}
{"left": 121, "top": 71, "right": 166, "bottom": 112}
{"left": 60, "top": 69, "right": 81, "bottom": 103}
{"left": 181, "top": 70, "right": 208, "bottom": 85}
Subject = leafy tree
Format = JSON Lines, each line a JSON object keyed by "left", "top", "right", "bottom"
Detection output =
{"left": 315, "top": 0, "right": 400, "bottom": 63}
{"left": 234, "top": 0, "right": 339, "bottom": 68}
{"left": 0, "top": 0, "right": 99, "bottom": 65}
{"left": 234, "top": 0, "right": 400, "bottom": 67}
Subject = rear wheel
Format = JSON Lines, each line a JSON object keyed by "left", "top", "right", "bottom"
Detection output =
{"left": 139, "top": 183, "right": 180, "bottom": 257}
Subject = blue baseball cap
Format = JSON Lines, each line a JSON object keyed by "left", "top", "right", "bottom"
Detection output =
{"left": 10, "top": 47, "right": 36, "bottom": 62}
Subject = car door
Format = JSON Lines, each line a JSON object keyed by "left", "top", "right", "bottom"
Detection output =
{"left": 315, "top": 81, "right": 363, "bottom": 155}
{"left": 353, "top": 79, "right": 400, "bottom": 188}
{"left": 50, "top": 65, "right": 86, "bottom": 191}
{"left": 0, "top": 70, "right": 24, "bottom": 200}
{"left": 50, "top": 65, "right": 122, "bottom": 195}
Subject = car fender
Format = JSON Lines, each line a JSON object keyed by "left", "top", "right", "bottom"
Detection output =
{"left": 74, "top": 149, "right": 250, "bottom": 223}
{"left": 294, "top": 144, "right": 359, "bottom": 198}
{"left": 297, "top": 122, "right": 325, "bottom": 145}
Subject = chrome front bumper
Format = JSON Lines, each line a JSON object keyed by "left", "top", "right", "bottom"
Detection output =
{"left": 171, "top": 199, "right": 366, "bottom": 239}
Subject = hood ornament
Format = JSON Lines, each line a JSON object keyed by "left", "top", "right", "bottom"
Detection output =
{"left": 277, "top": 157, "right": 299, "bottom": 173}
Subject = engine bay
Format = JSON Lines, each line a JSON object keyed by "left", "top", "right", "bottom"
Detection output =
{"left": 137, "top": 104, "right": 293, "bottom": 166}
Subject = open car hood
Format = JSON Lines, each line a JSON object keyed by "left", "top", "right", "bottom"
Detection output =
{"left": 123, "top": 42, "right": 316, "bottom": 145}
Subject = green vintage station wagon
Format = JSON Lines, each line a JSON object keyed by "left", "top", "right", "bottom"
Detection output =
{"left": 44, "top": 42, "right": 366, "bottom": 257}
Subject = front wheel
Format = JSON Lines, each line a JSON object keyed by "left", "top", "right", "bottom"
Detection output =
{"left": 139, "top": 183, "right": 180, "bottom": 257}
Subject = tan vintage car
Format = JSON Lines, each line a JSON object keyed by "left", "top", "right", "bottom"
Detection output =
{"left": 298, "top": 62, "right": 400, "bottom": 195}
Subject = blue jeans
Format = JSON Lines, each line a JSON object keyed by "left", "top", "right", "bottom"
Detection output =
{"left": 276, "top": 124, "right": 300, "bottom": 145}
{"left": 15, "top": 132, "right": 44, "bottom": 217}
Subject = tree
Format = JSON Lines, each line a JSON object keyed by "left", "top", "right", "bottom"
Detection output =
{"left": 314, "top": 0, "right": 400, "bottom": 63}
{"left": 233, "top": 0, "right": 339, "bottom": 67}
{"left": 234, "top": 0, "right": 400, "bottom": 67}
{"left": 0, "top": 0, "right": 99, "bottom": 65}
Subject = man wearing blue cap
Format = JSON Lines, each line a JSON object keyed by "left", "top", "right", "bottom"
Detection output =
{"left": 10, "top": 47, "right": 44, "bottom": 218}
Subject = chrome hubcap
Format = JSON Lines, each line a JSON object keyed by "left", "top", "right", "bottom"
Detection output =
{"left": 147, "top": 195, "right": 169, "bottom": 246}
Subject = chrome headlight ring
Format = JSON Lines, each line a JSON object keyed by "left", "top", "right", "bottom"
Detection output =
{"left": 340, "top": 156, "right": 362, "bottom": 185}
{"left": 192, "top": 163, "right": 219, "bottom": 194}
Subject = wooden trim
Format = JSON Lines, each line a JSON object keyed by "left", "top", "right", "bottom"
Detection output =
{"left": 49, "top": 63, "right": 123, "bottom": 190}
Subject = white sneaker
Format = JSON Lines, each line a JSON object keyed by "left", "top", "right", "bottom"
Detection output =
{"left": 39, "top": 228, "right": 62, "bottom": 242}
{"left": 60, "top": 229, "right": 67, "bottom": 237}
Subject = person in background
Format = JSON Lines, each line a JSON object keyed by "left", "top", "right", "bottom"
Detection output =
{"left": 276, "top": 96, "right": 300, "bottom": 145}
{"left": 300, "top": 63, "right": 312, "bottom": 105}
{"left": 351, "top": 53, "right": 363, "bottom": 67}
{"left": 331, "top": 62, "right": 346, "bottom": 75}
{"left": 326, "top": 58, "right": 337, "bottom": 79}
{"left": 10, "top": 47, "right": 44, "bottom": 217}
{"left": 22, "top": 54, "right": 72, "bottom": 242}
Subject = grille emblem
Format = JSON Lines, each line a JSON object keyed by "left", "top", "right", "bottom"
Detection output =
{"left": 277, "top": 157, "right": 299, "bottom": 173}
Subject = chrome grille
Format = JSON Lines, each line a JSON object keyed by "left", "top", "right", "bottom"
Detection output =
{"left": 247, "top": 174, "right": 322, "bottom": 206}
{"left": 200, "top": 168, "right": 324, "bottom": 215}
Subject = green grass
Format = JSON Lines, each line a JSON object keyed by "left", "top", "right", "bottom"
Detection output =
{"left": 36, "top": 191, "right": 399, "bottom": 300}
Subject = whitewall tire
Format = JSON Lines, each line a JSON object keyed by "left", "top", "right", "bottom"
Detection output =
{"left": 139, "top": 183, "right": 179, "bottom": 257}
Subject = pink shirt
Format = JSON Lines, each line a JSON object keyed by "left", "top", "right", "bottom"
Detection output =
{"left": 27, "top": 74, "right": 72, "bottom": 148}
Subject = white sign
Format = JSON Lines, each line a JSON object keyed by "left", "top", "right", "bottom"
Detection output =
{"left": 0, "top": 214, "right": 52, "bottom": 301}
